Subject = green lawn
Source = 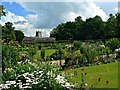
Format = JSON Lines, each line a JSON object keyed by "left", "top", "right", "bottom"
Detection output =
{"left": 66, "top": 62, "right": 118, "bottom": 88}
{"left": 34, "top": 49, "right": 56, "bottom": 60}
{"left": 44, "top": 49, "right": 56, "bottom": 58}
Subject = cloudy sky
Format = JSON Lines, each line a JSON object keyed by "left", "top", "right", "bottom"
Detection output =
{"left": 0, "top": 1, "right": 119, "bottom": 37}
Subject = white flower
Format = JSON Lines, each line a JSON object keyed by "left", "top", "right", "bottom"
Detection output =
{"left": 84, "top": 83, "right": 88, "bottom": 86}
{"left": 23, "top": 83, "right": 30, "bottom": 86}
{"left": 19, "top": 84, "right": 23, "bottom": 89}
{"left": 23, "top": 72, "right": 29, "bottom": 77}
{"left": 6, "top": 81, "right": 10, "bottom": 84}
{"left": 38, "top": 71, "right": 43, "bottom": 74}
{"left": 18, "top": 80, "right": 21, "bottom": 82}
{"left": 1, "top": 84, "right": 10, "bottom": 89}
{"left": 55, "top": 75, "right": 74, "bottom": 88}
{"left": 100, "top": 45, "right": 105, "bottom": 48}
{"left": 35, "top": 59, "right": 37, "bottom": 61}
{"left": 9, "top": 81, "right": 16, "bottom": 85}
{"left": 17, "top": 82, "right": 22, "bottom": 85}
{"left": 44, "top": 87, "right": 47, "bottom": 89}
{"left": 32, "top": 81, "right": 38, "bottom": 85}
{"left": 115, "top": 48, "right": 120, "bottom": 52}
{"left": 18, "top": 61, "right": 22, "bottom": 64}
{"left": 22, "top": 86, "right": 32, "bottom": 89}
{"left": 26, "top": 79, "right": 32, "bottom": 83}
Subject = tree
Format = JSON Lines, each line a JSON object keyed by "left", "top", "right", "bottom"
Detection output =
{"left": 75, "top": 16, "right": 83, "bottom": 22}
{"left": 50, "top": 14, "right": 118, "bottom": 41}
{"left": 104, "top": 14, "right": 117, "bottom": 39}
{"left": 74, "top": 16, "right": 84, "bottom": 40}
{"left": 41, "top": 49, "right": 45, "bottom": 60}
{"left": 50, "top": 23, "right": 66, "bottom": 40}
{"left": 0, "top": 5, "right": 6, "bottom": 18}
{"left": 0, "top": 5, "right": 6, "bottom": 39}
{"left": 15, "top": 30, "right": 24, "bottom": 43}
{"left": 82, "top": 15, "right": 104, "bottom": 39}
{"left": 2, "top": 22, "right": 16, "bottom": 41}
{"left": 116, "top": 13, "right": 120, "bottom": 38}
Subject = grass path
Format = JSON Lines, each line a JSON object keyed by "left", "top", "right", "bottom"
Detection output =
{"left": 65, "top": 62, "right": 118, "bottom": 88}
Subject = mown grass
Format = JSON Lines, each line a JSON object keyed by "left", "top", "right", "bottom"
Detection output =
{"left": 66, "top": 62, "right": 118, "bottom": 88}
{"left": 33, "top": 49, "right": 56, "bottom": 60}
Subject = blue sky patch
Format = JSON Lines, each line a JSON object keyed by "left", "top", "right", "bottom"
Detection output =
{"left": 2, "top": 2, "right": 35, "bottom": 17}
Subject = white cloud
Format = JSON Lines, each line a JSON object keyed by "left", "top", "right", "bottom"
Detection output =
{"left": 18, "top": 2, "right": 108, "bottom": 29}
{"left": 0, "top": 11, "right": 27, "bottom": 25}
{"left": 1, "top": 2, "right": 109, "bottom": 37}
{"left": 115, "top": 7, "right": 118, "bottom": 11}
{"left": 115, "top": 7, "right": 120, "bottom": 12}
{"left": 0, "top": 11, "right": 50, "bottom": 37}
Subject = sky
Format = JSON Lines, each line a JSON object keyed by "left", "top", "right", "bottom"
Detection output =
{"left": 0, "top": 1, "right": 119, "bottom": 37}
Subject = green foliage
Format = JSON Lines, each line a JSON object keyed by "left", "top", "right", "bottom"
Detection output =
{"left": 2, "top": 44, "right": 19, "bottom": 68}
{"left": 2, "top": 68, "right": 16, "bottom": 81}
{"left": 38, "top": 44, "right": 42, "bottom": 50}
{"left": 0, "top": 5, "right": 6, "bottom": 18}
{"left": 28, "top": 45, "right": 37, "bottom": 57}
{"left": 2, "top": 22, "right": 25, "bottom": 43}
{"left": 2, "top": 60, "right": 72, "bottom": 89}
{"left": 50, "top": 48, "right": 64, "bottom": 60}
{"left": 73, "top": 41, "right": 82, "bottom": 50}
{"left": 41, "top": 49, "right": 45, "bottom": 60}
{"left": 104, "top": 14, "right": 117, "bottom": 38}
{"left": 2, "top": 22, "right": 16, "bottom": 41}
{"left": 15, "top": 30, "right": 24, "bottom": 43}
{"left": 50, "top": 13, "right": 120, "bottom": 40}
{"left": 116, "top": 13, "right": 120, "bottom": 37}
{"left": 105, "top": 38, "right": 120, "bottom": 51}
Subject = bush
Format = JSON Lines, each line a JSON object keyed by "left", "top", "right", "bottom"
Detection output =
{"left": 1, "top": 61, "right": 74, "bottom": 90}
{"left": 50, "top": 49, "right": 63, "bottom": 60}
{"left": 73, "top": 41, "right": 82, "bottom": 50}
{"left": 28, "top": 45, "right": 37, "bottom": 57}
{"left": 2, "top": 44, "right": 19, "bottom": 70}
{"left": 105, "top": 38, "right": 120, "bottom": 51}
{"left": 41, "top": 49, "right": 45, "bottom": 60}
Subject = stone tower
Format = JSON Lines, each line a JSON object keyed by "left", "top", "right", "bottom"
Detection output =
{"left": 36, "top": 31, "right": 42, "bottom": 38}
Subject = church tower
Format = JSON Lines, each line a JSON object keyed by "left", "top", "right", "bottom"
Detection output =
{"left": 36, "top": 31, "right": 42, "bottom": 38}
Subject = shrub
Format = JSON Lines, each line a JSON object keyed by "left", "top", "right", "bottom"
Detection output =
{"left": 2, "top": 44, "right": 19, "bottom": 70}
{"left": 1, "top": 61, "right": 74, "bottom": 90}
{"left": 73, "top": 41, "right": 82, "bottom": 50}
{"left": 38, "top": 45, "right": 42, "bottom": 50}
{"left": 28, "top": 45, "right": 37, "bottom": 57}
{"left": 50, "top": 49, "right": 64, "bottom": 60}
{"left": 105, "top": 38, "right": 120, "bottom": 51}
{"left": 41, "top": 49, "right": 45, "bottom": 60}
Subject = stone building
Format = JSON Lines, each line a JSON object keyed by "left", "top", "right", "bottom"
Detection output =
{"left": 22, "top": 31, "right": 55, "bottom": 44}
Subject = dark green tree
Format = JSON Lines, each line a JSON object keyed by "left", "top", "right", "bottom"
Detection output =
{"left": 50, "top": 14, "right": 118, "bottom": 41}
{"left": 2, "top": 22, "right": 16, "bottom": 41}
{"left": 41, "top": 49, "right": 45, "bottom": 60}
{"left": 116, "top": 13, "right": 120, "bottom": 38}
{"left": 15, "top": 30, "right": 24, "bottom": 43}
{"left": 74, "top": 16, "right": 84, "bottom": 40}
{"left": 83, "top": 15, "right": 104, "bottom": 39}
{"left": 50, "top": 23, "right": 65, "bottom": 40}
{"left": 104, "top": 14, "right": 117, "bottom": 39}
